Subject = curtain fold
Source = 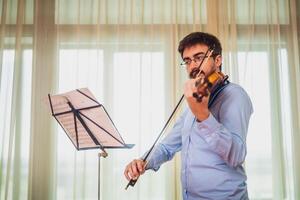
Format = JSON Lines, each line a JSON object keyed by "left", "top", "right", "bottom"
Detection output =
{"left": 289, "top": 0, "right": 300, "bottom": 198}
{"left": 28, "top": 0, "right": 57, "bottom": 199}
{"left": 0, "top": 0, "right": 299, "bottom": 199}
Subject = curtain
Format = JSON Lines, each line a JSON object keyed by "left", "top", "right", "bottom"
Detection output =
{"left": 0, "top": 0, "right": 299, "bottom": 200}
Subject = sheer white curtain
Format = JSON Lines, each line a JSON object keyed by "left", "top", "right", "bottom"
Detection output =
{"left": 0, "top": 0, "right": 300, "bottom": 200}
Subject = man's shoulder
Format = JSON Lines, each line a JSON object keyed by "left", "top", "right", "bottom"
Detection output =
{"left": 218, "top": 82, "right": 253, "bottom": 113}
{"left": 222, "top": 82, "right": 249, "bottom": 98}
{"left": 220, "top": 82, "right": 252, "bottom": 106}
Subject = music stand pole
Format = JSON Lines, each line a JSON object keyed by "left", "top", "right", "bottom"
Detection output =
{"left": 98, "top": 151, "right": 107, "bottom": 200}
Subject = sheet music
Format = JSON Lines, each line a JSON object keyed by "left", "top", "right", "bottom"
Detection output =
{"left": 48, "top": 88, "right": 130, "bottom": 150}
{"left": 56, "top": 114, "right": 96, "bottom": 148}
{"left": 80, "top": 107, "right": 124, "bottom": 147}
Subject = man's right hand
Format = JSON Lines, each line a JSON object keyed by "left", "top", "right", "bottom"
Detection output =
{"left": 124, "top": 159, "right": 147, "bottom": 181}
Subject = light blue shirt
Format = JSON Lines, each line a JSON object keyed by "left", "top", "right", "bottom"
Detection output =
{"left": 145, "top": 83, "right": 253, "bottom": 200}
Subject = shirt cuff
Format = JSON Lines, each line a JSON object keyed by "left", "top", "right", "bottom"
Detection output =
{"left": 141, "top": 154, "right": 160, "bottom": 171}
{"left": 145, "top": 159, "right": 160, "bottom": 171}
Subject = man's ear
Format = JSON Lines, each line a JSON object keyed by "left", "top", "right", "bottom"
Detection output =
{"left": 214, "top": 55, "right": 222, "bottom": 68}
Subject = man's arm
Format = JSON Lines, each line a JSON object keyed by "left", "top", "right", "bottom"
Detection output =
{"left": 196, "top": 86, "right": 253, "bottom": 167}
{"left": 145, "top": 108, "right": 188, "bottom": 171}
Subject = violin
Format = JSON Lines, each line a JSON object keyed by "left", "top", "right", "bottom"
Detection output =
{"left": 192, "top": 71, "right": 229, "bottom": 102}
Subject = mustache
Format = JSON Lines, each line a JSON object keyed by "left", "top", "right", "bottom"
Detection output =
{"left": 189, "top": 68, "right": 200, "bottom": 79}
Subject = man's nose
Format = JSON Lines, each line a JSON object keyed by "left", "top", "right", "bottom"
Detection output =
{"left": 189, "top": 60, "right": 199, "bottom": 69}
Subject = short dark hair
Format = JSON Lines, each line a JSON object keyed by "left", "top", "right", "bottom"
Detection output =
{"left": 178, "top": 32, "right": 222, "bottom": 58}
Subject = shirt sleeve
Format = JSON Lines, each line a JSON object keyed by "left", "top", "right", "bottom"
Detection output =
{"left": 144, "top": 109, "right": 188, "bottom": 171}
{"left": 195, "top": 86, "right": 253, "bottom": 168}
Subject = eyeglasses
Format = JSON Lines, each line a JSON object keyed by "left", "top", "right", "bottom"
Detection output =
{"left": 180, "top": 55, "right": 209, "bottom": 67}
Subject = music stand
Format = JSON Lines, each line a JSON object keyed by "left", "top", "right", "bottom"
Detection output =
{"left": 47, "top": 88, "right": 134, "bottom": 200}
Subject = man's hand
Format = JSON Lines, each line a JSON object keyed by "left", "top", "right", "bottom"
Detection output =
{"left": 184, "top": 78, "right": 210, "bottom": 121}
{"left": 124, "top": 159, "right": 147, "bottom": 181}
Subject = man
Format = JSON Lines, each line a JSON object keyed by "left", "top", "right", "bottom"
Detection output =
{"left": 124, "top": 32, "right": 253, "bottom": 200}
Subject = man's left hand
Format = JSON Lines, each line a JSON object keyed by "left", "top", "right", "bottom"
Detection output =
{"left": 184, "top": 79, "right": 210, "bottom": 121}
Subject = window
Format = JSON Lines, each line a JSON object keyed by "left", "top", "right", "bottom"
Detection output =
{"left": 57, "top": 49, "right": 104, "bottom": 200}
{"left": 0, "top": 49, "right": 32, "bottom": 199}
{"left": 57, "top": 47, "right": 167, "bottom": 199}
{"left": 238, "top": 51, "right": 273, "bottom": 199}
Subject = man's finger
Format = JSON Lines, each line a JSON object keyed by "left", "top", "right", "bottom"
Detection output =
{"left": 136, "top": 160, "right": 144, "bottom": 173}
{"left": 130, "top": 161, "right": 139, "bottom": 179}
{"left": 124, "top": 167, "right": 131, "bottom": 181}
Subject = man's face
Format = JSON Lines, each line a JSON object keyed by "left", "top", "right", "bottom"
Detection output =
{"left": 182, "top": 43, "right": 222, "bottom": 79}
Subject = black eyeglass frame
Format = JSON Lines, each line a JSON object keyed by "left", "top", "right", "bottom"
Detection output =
{"left": 180, "top": 53, "right": 219, "bottom": 67}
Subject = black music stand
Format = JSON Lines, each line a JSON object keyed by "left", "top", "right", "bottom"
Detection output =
{"left": 48, "top": 88, "right": 134, "bottom": 200}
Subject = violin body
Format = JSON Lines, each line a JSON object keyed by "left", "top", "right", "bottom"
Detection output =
{"left": 193, "top": 71, "right": 228, "bottom": 102}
